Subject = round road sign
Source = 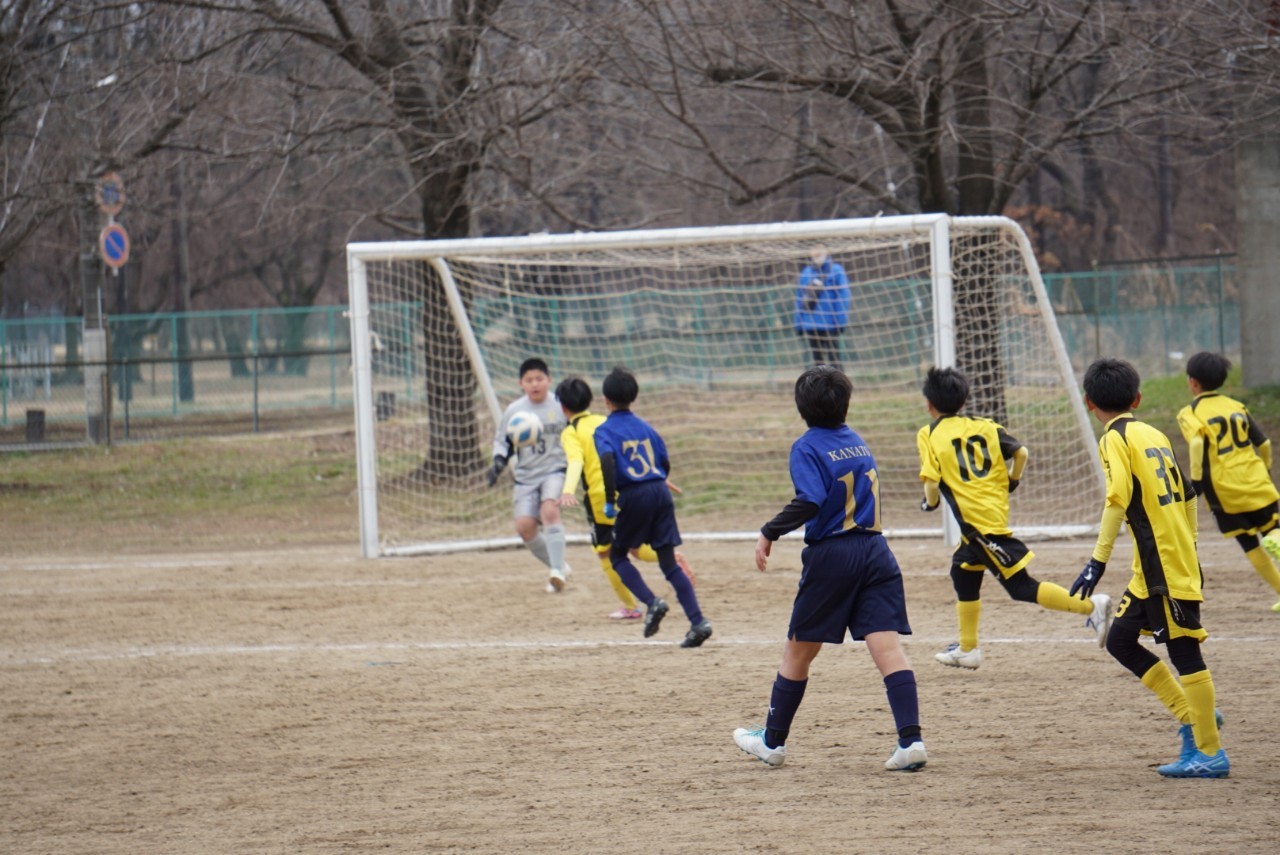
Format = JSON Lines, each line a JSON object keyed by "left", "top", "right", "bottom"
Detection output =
{"left": 99, "top": 222, "right": 130, "bottom": 269}
{"left": 95, "top": 172, "right": 126, "bottom": 216}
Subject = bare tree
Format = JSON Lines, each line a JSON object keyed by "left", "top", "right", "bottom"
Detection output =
{"left": 0, "top": 3, "right": 213, "bottom": 318}
{"left": 578, "top": 0, "right": 1272, "bottom": 417}
{"left": 129, "top": 0, "right": 607, "bottom": 476}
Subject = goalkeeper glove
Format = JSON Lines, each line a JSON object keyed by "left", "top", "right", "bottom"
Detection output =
{"left": 1070, "top": 558, "right": 1106, "bottom": 599}
{"left": 486, "top": 456, "right": 507, "bottom": 488}
{"left": 1007, "top": 478, "right": 1020, "bottom": 493}
{"left": 920, "top": 497, "right": 938, "bottom": 512}
{"left": 603, "top": 502, "right": 618, "bottom": 520}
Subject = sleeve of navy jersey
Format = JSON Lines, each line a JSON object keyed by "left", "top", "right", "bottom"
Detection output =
{"left": 789, "top": 425, "right": 880, "bottom": 541}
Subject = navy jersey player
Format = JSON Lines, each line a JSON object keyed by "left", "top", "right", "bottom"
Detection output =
{"left": 594, "top": 366, "right": 712, "bottom": 647}
{"left": 733, "top": 365, "right": 926, "bottom": 771}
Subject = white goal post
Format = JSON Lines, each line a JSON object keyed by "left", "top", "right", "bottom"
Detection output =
{"left": 346, "top": 214, "right": 1103, "bottom": 558}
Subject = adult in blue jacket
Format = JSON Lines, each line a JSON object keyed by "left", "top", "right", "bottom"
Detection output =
{"left": 794, "top": 246, "right": 851, "bottom": 370}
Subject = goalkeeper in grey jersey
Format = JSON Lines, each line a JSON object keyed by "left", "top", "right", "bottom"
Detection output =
{"left": 487, "top": 358, "right": 571, "bottom": 592}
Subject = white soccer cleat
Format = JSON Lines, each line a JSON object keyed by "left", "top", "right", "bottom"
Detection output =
{"left": 1087, "top": 593, "right": 1114, "bottom": 648}
{"left": 547, "top": 568, "right": 566, "bottom": 593}
{"left": 934, "top": 643, "right": 981, "bottom": 669}
{"left": 733, "top": 726, "right": 786, "bottom": 767}
{"left": 885, "top": 741, "right": 928, "bottom": 772}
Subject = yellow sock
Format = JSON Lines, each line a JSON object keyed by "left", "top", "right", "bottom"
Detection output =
{"left": 1245, "top": 545, "right": 1280, "bottom": 594}
{"left": 632, "top": 544, "right": 658, "bottom": 563}
{"left": 1141, "top": 661, "right": 1190, "bottom": 723}
{"left": 1181, "top": 670, "right": 1222, "bottom": 754}
{"left": 957, "top": 600, "right": 981, "bottom": 651}
{"left": 1036, "top": 581, "right": 1093, "bottom": 615}
{"left": 596, "top": 547, "right": 638, "bottom": 610}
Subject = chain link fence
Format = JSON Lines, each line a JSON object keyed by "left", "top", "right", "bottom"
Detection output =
{"left": 0, "top": 306, "right": 356, "bottom": 449}
{"left": 0, "top": 258, "right": 1241, "bottom": 450}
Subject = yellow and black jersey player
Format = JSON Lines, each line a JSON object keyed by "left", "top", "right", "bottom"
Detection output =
{"left": 1072, "top": 357, "right": 1228, "bottom": 778}
{"left": 916, "top": 367, "right": 1111, "bottom": 671}
{"left": 1176, "top": 351, "right": 1280, "bottom": 611}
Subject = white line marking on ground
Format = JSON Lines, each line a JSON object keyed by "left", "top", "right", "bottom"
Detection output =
{"left": 4, "top": 634, "right": 1273, "bottom": 666}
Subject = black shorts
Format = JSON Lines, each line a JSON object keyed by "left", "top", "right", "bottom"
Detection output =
{"left": 953, "top": 533, "right": 1033, "bottom": 579}
{"left": 1209, "top": 500, "right": 1279, "bottom": 539}
{"left": 1113, "top": 588, "right": 1208, "bottom": 644}
{"left": 587, "top": 514, "right": 613, "bottom": 550}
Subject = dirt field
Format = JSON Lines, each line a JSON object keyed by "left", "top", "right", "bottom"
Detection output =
{"left": 3, "top": 534, "right": 1279, "bottom": 854}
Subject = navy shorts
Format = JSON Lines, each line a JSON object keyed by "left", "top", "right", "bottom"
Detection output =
{"left": 788, "top": 532, "right": 912, "bottom": 643}
{"left": 612, "top": 480, "right": 682, "bottom": 552}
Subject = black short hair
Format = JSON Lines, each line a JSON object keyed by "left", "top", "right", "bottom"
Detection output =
{"left": 1083, "top": 358, "right": 1141, "bottom": 412}
{"left": 519, "top": 357, "right": 549, "bottom": 378}
{"left": 1186, "top": 351, "right": 1230, "bottom": 391}
{"left": 922, "top": 366, "right": 969, "bottom": 414}
{"left": 602, "top": 366, "right": 638, "bottom": 407}
{"left": 555, "top": 376, "right": 592, "bottom": 414}
{"left": 795, "top": 365, "right": 852, "bottom": 428}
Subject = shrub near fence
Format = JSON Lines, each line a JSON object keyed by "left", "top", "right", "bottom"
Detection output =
{"left": 0, "top": 258, "right": 1240, "bottom": 449}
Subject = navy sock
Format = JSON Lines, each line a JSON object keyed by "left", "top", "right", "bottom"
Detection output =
{"left": 883, "top": 669, "right": 921, "bottom": 748}
{"left": 764, "top": 673, "right": 807, "bottom": 749}
{"left": 663, "top": 560, "right": 703, "bottom": 625}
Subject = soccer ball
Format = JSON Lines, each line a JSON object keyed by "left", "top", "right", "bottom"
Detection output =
{"left": 506, "top": 411, "right": 543, "bottom": 450}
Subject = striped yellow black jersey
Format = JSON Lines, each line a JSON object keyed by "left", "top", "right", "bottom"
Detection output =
{"left": 560, "top": 411, "right": 610, "bottom": 524}
{"left": 916, "top": 414, "right": 1021, "bottom": 537}
{"left": 1096, "top": 414, "right": 1201, "bottom": 601}
{"left": 1176, "top": 392, "right": 1277, "bottom": 515}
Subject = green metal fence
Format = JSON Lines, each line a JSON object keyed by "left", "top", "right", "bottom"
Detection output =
{"left": 0, "top": 260, "right": 1241, "bottom": 449}
{"left": 0, "top": 306, "right": 354, "bottom": 447}
{"left": 1046, "top": 258, "right": 1240, "bottom": 378}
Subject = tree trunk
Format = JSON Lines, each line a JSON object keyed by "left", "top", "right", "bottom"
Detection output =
{"left": 416, "top": 165, "right": 482, "bottom": 481}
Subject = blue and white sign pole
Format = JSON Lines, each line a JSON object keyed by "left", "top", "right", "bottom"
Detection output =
{"left": 98, "top": 222, "right": 130, "bottom": 270}
{"left": 83, "top": 172, "right": 128, "bottom": 444}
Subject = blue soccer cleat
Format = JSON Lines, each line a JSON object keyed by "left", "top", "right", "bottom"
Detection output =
{"left": 1176, "top": 709, "right": 1225, "bottom": 761}
{"left": 1157, "top": 748, "right": 1230, "bottom": 778}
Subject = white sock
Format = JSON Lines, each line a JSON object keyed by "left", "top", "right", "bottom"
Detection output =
{"left": 525, "top": 533, "right": 551, "bottom": 567}
{"left": 545, "top": 524, "right": 566, "bottom": 572}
